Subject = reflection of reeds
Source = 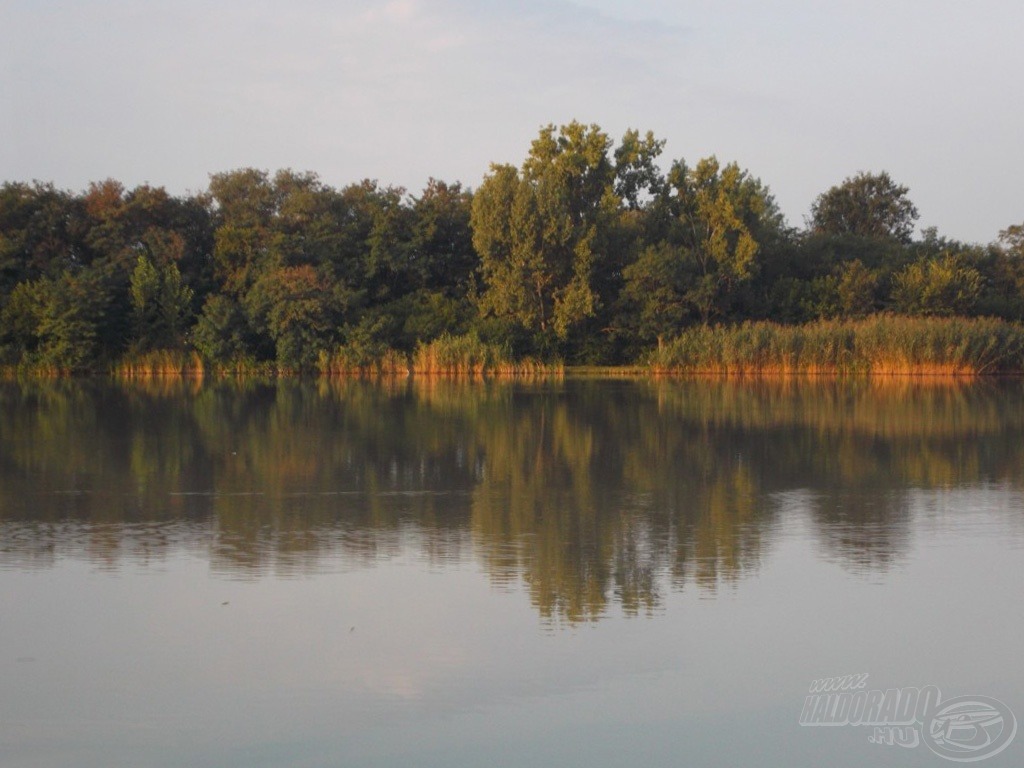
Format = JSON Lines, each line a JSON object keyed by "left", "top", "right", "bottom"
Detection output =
{"left": 648, "top": 316, "right": 1024, "bottom": 375}
{"left": 644, "top": 376, "right": 1021, "bottom": 441}
{"left": 113, "top": 374, "right": 206, "bottom": 398}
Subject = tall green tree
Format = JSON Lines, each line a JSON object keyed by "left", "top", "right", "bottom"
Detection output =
{"left": 613, "top": 129, "right": 666, "bottom": 211}
{"left": 409, "top": 178, "right": 476, "bottom": 296}
{"left": 129, "top": 254, "right": 194, "bottom": 352}
{"left": 473, "top": 122, "right": 652, "bottom": 355}
{"left": 810, "top": 171, "right": 919, "bottom": 243}
{"left": 207, "top": 168, "right": 277, "bottom": 297}
{"left": 657, "top": 156, "right": 778, "bottom": 324}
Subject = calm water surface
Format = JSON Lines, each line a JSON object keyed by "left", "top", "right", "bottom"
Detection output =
{"left": 1, "top": 377, "right": 1022, "bottom": 767}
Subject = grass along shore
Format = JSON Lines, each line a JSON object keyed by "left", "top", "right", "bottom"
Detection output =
{"left": 647, "top": 316, "right": 1024, "bottom": 376}
{"left": 6, "top": 317, "right": 1024, "bottom": 379}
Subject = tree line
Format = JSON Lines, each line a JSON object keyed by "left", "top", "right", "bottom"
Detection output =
{"left": 2, "top": 121, "right": 1023, "bottom": 372}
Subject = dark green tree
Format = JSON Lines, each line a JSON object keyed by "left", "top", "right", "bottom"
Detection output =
{"left": 244, "top": 265, "right": 337, "bottom": 370}
{"left": 35, "top": 272, "right": 108, "bottom": 371}
{"left": 409, "top": 178, "right": 476, "bottom": 296}
{"left": 129, "top": 254, "right": 194, "bottom": 352}
{"left": 192, "top": 294, "right": 257, "bottom": 365}
{"left": 618, "top": 242, "right": 690, "bottom": 349}
{"left": 0, "top": 279, "right": 47, "bottom": 363}
{"left": 810, "top": 171, "right": 919, "bottom": 243}
{"left": 0, "top": 182, "right": 87, "bottom": 295}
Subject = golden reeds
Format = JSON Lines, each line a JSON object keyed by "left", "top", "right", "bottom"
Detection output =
{"left": 112, "top": 349, "right": 205, "bottom": 378}
{"left": 648, "top": 316, "right": 1024, "bottom": 376}
{"left": 411, "top": 333, "right": 562, "bottom": 376}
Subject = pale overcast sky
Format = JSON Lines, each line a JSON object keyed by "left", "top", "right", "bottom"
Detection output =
{"left": 1, "top": 0, "right": 1021, "bottom": 243}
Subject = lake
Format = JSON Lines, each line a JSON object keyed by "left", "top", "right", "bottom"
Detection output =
{"left": 1, "top": 377, "right": 1022, "bottom": 767}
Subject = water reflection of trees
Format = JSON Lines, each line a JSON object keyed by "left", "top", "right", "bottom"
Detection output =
{"left": 1, "top": 377, "right": 1023, "bottom": 620}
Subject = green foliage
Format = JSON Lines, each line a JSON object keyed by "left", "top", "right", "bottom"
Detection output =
{"left": 473, "top": 122, "right": 630, "bottom": 353}
{"left": 0, "top": 280, "right": 47, "bottom": 363}
{"left": 891, "top": 253, "right": 983, "bottom": 316}
{"left": 129, "top": 255, "right": 193, "bottom": 352}
{"left": 835, "top": 259, "right": 879, "bottom": 318}
{"left": 409, "top": 179, "right": 476, "bottom": 295}
{"left": 1, "top": 126, "right": 1022, "bottom": 374}
{"left": 999, "top": 223, "right": 1024, "bottom": 258}
{"left": 976, "top": 232, "right": 1024, "bottom": 320}
{"left": 394, "top": 289, "right": 471, "bottom": 350}
{"left": 810, "top": 171, "right": 919, "bottom": 243}
{"left": 471, "top": 125, "right": 782, "bottom": 360}
{"left": 317, "top": 322, "right": 408, "bottom": 375}
{"left": 0, "top": 182, "right": 87, "bottom": 292}
{"left": 659, "top": 156, "right": 777, "bottom": 323}
{"left": 192, "top": 294, "right": 255, "bottom": 366}
{"left": 244, "top": 265, "right": 337, "bottom": 371}
{"left": 613, "top": 129, "right": 666, "bottom": 210}
{"left": 35, "top": 272, "right": 108, "bottom": 372}
{"left": 619, "top": 242, "right": 691, "bottom": 348}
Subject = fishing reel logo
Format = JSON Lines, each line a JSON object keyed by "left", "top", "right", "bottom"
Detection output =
{"left": 924, "top": 695, "right": 1017, "bottom": 762}
{"left": 799, "top": 675, "right": 1017, "bottom": 762}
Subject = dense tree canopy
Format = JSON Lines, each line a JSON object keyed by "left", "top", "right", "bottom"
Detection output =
{"left": 472, "top": 123, "right": 625, "bottom": 354}
{"left": 0, "top": 123, "right": 1021, "bottom": 372}
{"left": 809, "top": 171, "right": 919, "bottom": 243}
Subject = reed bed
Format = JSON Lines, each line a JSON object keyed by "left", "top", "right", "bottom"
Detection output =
{"left": 317, "top": 346, "right": 410, "bottom": 376}
{"left": 648, "top": 316, "right": 1024, "bottom": 376}
{"left": 412, "top": 333, "right": 562, "bottom": 376}
{"left": 0, "top": 363, "right": 62, "bottom": 378}
{"left": 115, "top": 351, "right": 286, "bottom": 378}
{"left": 127, "top": 354, "right": 282, "bottom": 377}
{"left": 112, "top": 350, "right": 205, "bottom": 378}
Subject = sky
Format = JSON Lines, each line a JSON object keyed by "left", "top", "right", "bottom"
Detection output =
{"left": 1, "top": 0, "right": 1021, "bottom": 244}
